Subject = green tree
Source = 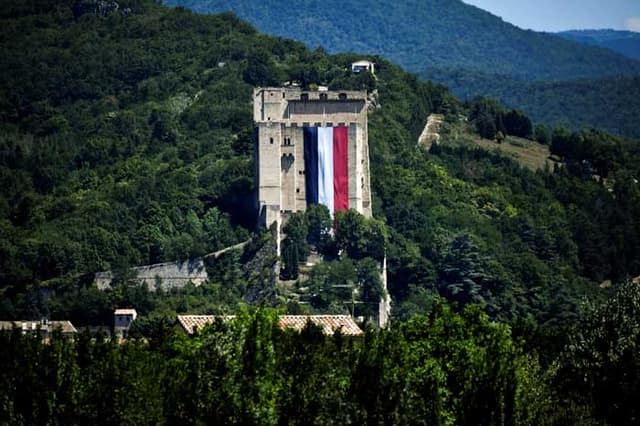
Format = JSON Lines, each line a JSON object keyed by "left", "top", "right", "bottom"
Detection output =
{"left": 356, "top": 257, "right": 384, "bottom": 319}
{"left": 305, "top": 203, "right": 333, "bottom": 253}
{"left": 556, "top": 283, "right": 640, "bottom": 424}
{"left": 335, "top": 210, "right": 387, "bottom": 261}
{"left": 534, "top": 124, "right": 551, "bottom": 145}
{"left": 438, "top": 234, "right": 490, "bottom": 307}
{"left": 283, "top": 212, "right": 310, "bottom": 261}
{"left": 280, "top": 237, "right": 299, "bottom": 280}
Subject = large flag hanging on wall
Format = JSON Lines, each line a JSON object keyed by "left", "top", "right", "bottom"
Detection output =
{"left": 304, "top": 126, "right": 349, "bottom": 214}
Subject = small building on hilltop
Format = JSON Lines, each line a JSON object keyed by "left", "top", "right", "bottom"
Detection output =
{"left": 351, "top": 60, "right": 375, "bottom": 75}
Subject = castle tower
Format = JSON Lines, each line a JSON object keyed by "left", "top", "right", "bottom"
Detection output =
{"left": 253, "top": 87, "right": 388, "bottom": 327}
{"left": 253, "top": 87, "right": 372, "bottom": 229}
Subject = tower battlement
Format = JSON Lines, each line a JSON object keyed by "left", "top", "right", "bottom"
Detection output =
{"left": 254, "top": 87, "right": 372, "bottom": 229}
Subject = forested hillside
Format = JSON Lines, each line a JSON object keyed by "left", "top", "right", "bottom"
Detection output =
{"left": 164, "top": 0, "right": 640, "bottom": 81}
{"left": 423, "top": 68, "right": 640, "bottom": 137}
{"left": 165, "top": 0, "right": 640, "bottom": 139}
{"left": 558, "top": 29, "right": 640, "bottom": 61}
{"left": 3, "top": 0, "right": 640, "bottom": 327}
{"left": 3, "top": 1, "right": 640, "bottom": 423}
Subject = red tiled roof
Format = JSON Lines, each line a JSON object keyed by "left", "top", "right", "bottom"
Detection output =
{"left": 176, "top": 314, "right": 363, "bottom": 336}
{"left": 176, "top": 315, "right": 235, "bottom": 334}
{"left": 279, "top": 315, "right": 363, "bottom": 336}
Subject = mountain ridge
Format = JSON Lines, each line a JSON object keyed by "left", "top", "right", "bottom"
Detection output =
{"left": 557, "top": 29, "right": 640, "bottom": 60}
{"left": 164, "top": 0, "right": 640, "bottom": 81}
{"left": 165, "top": 0, "right": 640, "bottom": 138}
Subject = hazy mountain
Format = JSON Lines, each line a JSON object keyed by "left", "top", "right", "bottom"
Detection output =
{"left": 558, "top": 29, "right": 640, "bottom": 61}
{"left": 164, "top": 0, "right": 640, "bottom": 137}
{"left": 165, "top": 0, "right": 640, "bottom": 81}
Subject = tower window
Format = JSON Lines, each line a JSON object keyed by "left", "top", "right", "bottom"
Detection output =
{"left": 339, "top": 93, "right": 347, "bottom": 100}
{"left": 300, "top": 93, "right": 309, "bottom": 101}
{"left": 319, "top": 93, "right": 328, "bottom": 101}
{"left": 269, "top": 137, "right": 274, "bottom": 144}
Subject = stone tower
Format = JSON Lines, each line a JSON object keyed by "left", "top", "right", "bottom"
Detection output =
{"left": 253, "top": 87, "right": 372, "bottom": 231}
{"left": 253, "top": 87, "right": 389, "bottom": 327}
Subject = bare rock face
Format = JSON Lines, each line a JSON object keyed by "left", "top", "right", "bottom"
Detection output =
{"left": 418, "top": 114, "right": 444, "bottom": 149}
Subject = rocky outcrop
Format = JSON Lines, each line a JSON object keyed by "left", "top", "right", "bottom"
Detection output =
{"left": 418, "top": 113, "right": 444, "bottom": 149}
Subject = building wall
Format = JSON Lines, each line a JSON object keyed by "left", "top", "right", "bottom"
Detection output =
{"left": 115, "top": 315, "right": 134, "bottom": 329}
{"left": 257, "top": 123, "right": 283, "bottom": 227}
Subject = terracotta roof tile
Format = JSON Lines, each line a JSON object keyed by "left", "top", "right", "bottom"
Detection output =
{"left": 176, "top": 314, "right": 363, "bottom": 336}
{"left": 176, "top": 315, "right": 234, "bottom": 334}
{"left": 279, "top": 315, "right": 363, "bottom": 336}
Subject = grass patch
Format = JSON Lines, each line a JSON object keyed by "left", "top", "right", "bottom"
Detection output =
{"left": 436, "top": 122, "right": 552, "bottom": 171}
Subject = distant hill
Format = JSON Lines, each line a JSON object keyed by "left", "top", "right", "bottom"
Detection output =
{"left": 423, "top": 67, "right": 640, "bottom": 138}
{"left": 165, "top": 0, "right": 640, "bottom": 138}
{"left": 164, "top": 0, "right": 640, "bottom": 81}
{"left": 558, "top": 29, "right": 640, "bottom": 61}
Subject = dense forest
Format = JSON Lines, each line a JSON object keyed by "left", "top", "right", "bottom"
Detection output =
{"left": 2, "top": 0, "right": 640, "bottom": 423}
{"left": 558, "top": 29, "right": 640, "bottom": 61}
{"left": 423, "top": 67, "right": 640, "bottom": 138}
{"left": 3, "top": 285, "right": 640, "bottom": 425}
{"left": 165, "top": 0, "right": 640, "bottom": 138}
{"left": 164, "top": 0, "right": 640, "bottom": 81}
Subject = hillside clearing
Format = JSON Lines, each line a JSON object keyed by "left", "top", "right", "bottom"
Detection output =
{"left": 437, "top": 122, "right": 553, "bottom": 171}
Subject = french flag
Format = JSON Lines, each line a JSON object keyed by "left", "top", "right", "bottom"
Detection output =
{"left": 303, "top": 126, "right": 349, "bottom": 214}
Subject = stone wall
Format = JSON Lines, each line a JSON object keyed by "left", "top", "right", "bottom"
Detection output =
{"left": 95, "top": 258, "right": 208, "bottom": 292}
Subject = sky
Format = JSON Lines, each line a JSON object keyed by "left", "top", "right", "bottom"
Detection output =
{"left": 462, "top": 0, "right": 640, "bottom": 33}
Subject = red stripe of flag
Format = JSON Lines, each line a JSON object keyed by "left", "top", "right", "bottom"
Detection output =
{"left": 333, "top": 126, "right": 349, "bottom": 212}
